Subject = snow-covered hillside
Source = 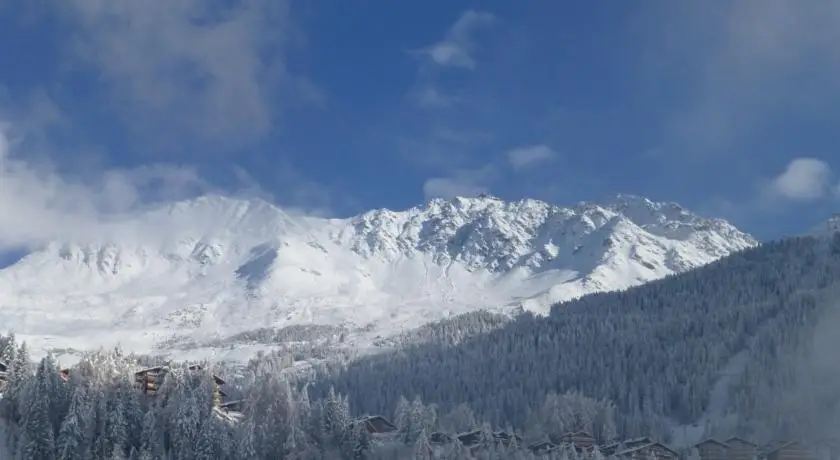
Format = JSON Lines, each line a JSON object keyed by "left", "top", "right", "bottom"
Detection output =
{"left": 0, "top": 193, "right": 757, "bottom": 361}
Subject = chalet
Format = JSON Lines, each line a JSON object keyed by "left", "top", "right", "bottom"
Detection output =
{"left": 134, "top": 365, "right": 227, "bottom": 407}
{"left": 454, "top": 429, "right": 523, "bottom": 450}
{"left": 764, "top": 441, "right": 819, "bottom": 460}
{"left": 558, "top": 430, "right": 597, "bottom": 452}
{"left": 493, "top": 431, "right": 523, "bottom": 447}
{"left": 456, "top": 430, "right": 484, "bottom": 448}
{"left": 725, "top": 437, "right": 758, "bottom": 460}
{"left": 529, "top": 441, "right": 558, "bottom": 455}
{"left": 135, "top": 366, "right": 166, "bottom": 396}
{"left": 602, "top": 437, "right": 655, "bottom": 456}
{"left": 0, "top": 361, "right": 7, "bottom": 389}
{"left": 696, "top": 439, "right": 730, "bottom": 460}
{"left": 615, "top": 442, "right": 679, "bottom": 460}
{"left": 355, "top": 415, "right": 398, "bottom": 435}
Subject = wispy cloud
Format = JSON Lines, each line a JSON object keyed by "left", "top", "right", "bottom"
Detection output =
{"left": 49, "top": 0, "right": 312, "bottom": 153}
{"left": 422, "top": 144, "right": 559, "bottom": 200}
{"left": 0, "top": 0, "right": 337, "bottom": 252}
{"left": 422, "top": 165, "right": 496, "bottom": 200}
{"left": 423, "top": 177, "right": 488, "bottom": 200}
{"left": 766, "top": 157, "right": 836, "bottom": 201}
{"left": 407, "top": 10, "right": 496, "bottom": 110}
{"left": 411, "top": 87, "right": 453, "bottom": 109}
{"left": 415, "top": 10, "right": 496, "bottom": 70}
{"left": 506, "top": 145, "right": 557, "bottom": 171}
{"left": 0, "top": 125, "right": 212, "bottom": 249}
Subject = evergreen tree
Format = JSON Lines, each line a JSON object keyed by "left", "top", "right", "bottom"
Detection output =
{"left": 56, "top": 386, "right": 89, "bottom": 460}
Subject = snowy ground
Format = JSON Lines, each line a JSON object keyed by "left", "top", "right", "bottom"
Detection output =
{"left": 0, "top": 249, "right": 672, "bottom": 365}
{"left": 0, "top": 194, "right": 756, "bottom": 364}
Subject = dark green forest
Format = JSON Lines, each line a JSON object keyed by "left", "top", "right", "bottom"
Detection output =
{"left": 315, "top": 234, "right": 840, "bottom": 444}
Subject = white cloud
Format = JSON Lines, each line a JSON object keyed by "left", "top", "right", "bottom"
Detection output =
{"left": 422, "top": 177, "right": 488, "bottom": 200}
{"left": 422, "top": 164, "right": 496, "bottom": 200}
{"left": 769, "top": 157, "right": 834, "bottom": 200}
{"left": 418, "top": 10, "right": 496, "bottom": 70}
{"left": 50, "top": 0, "right": 307, "bottom": 151}
{"left": 412, "top": 87, "right": 452, "bottom": 109}
{"left": 506, "top": 145, "right": 556, "bottom": 170}
{"left": 0, "top": 124, "right": 213, "bottom": 249}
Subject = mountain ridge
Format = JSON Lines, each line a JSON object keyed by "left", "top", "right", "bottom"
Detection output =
{"left": 0, "top": 193, "right": 758, "bottom": 361}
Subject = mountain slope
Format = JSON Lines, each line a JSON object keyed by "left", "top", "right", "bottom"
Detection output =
{"left": 317, "top": 235, "right": 840, "bottom": 444}
{"left": 0, "top": 193, "right": 757, "bottom": 360}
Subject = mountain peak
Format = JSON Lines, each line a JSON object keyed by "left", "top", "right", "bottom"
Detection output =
{"left": 0, "top": 192, "right": 759, "bottom": 361}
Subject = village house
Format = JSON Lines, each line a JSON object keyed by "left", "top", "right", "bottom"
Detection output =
{"left": 696, "top": 439, "right": 731, "bottom": 460}
{"left": 763, "top": 441, "right": 819, "bottom": 460}
{"left": 134, "top": 364, "right": 227, "bottom": 407}
{"left": 0, "top": 361, "right": 7, "bottom": 387}
{"left": 615, "top": 441, "right": 679, "bottom": 460}
{"left": 452, "top": 429, "right": 523, "bottom": 454}
{"left": 558, "top": 430, "right": 598, "bottom": 452}
{"left": 725, "top": 437, "right": 758, "bottom": 460}
{"left": 455, "top": 430, "right": 484, "bottom": 448}
{"left": 354, "top": 415, "right": 398, "bottom": 435}
{"left": 602, "top": 437, "right": 655, "bottom": 456}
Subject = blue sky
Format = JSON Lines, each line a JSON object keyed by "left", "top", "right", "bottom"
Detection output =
{"left": 1, "top": 0, "right": 840, "bottom": 245}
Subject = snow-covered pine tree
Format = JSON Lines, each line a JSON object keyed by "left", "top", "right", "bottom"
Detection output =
{"left": 56, "top": 385, "right": 89, "bottom": 460}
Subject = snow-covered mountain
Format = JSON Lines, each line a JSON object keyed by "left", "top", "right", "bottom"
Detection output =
{"left": 0, "top": 193, "right": 757, "bottom": 362}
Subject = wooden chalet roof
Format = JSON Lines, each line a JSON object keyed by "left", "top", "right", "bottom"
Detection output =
{"left": 695, "top": 438, "right": 730, "bottom": 448}
{"left": 133, "top": 365, "right": 225, "bottom": 385}
{"left": 624, "top": 437, "right": 654, "bottom": 447}
{"left": 725, "top": 437, "right": 757, "bottom": 447}
{"left": 135, "top": 366, "right": 166, "bottom": 375}
{"left": 760, "top": 441, "right": 790, "bottom": 455}
{"left": 617, "top": 442, "right": 679, "bottom": 457}
{"left": 356, "top": 415, "right": 397, "bottom": 434}
{"left": 602, "top": 437, "right": 655, "bottom": 455}
{"left": 456, "top": 430, "right": 483, "bottom": 446}
{"left": 764, "top": 441, "right": 806, "bottom": 456}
